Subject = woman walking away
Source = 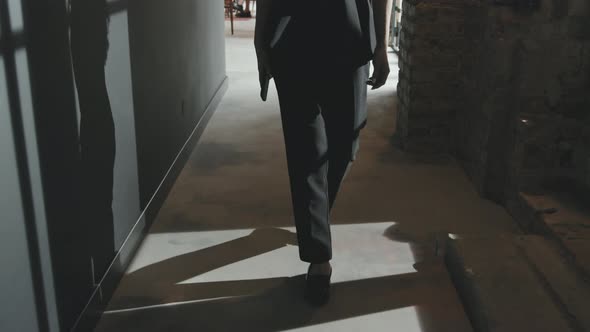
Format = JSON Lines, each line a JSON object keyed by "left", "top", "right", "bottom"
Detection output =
{"left": 255, "top": 0, "right": 393, "bottom": 306}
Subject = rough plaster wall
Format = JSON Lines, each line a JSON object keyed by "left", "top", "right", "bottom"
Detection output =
{"left": 478, "top": 0, "right": 590, "bottom": 200}
{"left": 398, "top": 0, "right": 590, "bottom": 202}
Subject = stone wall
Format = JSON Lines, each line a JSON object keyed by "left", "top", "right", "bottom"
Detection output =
{"left": 397, "top": 0, "right": 590, "bottom": 203}
{"left": 468, "top": 0, "right": 590, "bottom": 202}
{"left": 513, "top": 0, "right": 590, "bottom": 198}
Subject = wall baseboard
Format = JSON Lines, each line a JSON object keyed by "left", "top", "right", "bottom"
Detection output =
{"left": 71, "top": 76, "right": 228, "bottom": 332}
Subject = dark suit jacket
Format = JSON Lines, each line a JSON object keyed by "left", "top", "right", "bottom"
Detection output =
{"left": 268, "top": 0, "right": 376, "bottom": 72}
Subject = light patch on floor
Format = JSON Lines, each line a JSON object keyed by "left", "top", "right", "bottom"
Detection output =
{"left": 97, "top": 221, "right": 471, "bottom": 332}
{"left": 125, "top": 222, "right": 415, "bottom": 285}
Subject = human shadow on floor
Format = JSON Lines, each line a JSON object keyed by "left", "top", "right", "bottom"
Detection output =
{"left": 108, "top": 227, "right": 299, "bottom": 308}
{"left": 97, "top": 227, "right": 471, "bottom": 332}
{"left": 99, "top": 272, "right": 441, "bottom": 332}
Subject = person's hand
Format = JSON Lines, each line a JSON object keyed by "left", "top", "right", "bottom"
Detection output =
{"left": 257, "top": 48, "right": 272, "bottom": 87}
{"left": 368, "top": 46, "right": 390, "bottom": 90}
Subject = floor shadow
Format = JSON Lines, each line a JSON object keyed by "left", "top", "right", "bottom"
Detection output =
{"left": 96, "top": 227, "right": 471, "bottom": 332}
{"left": 99, "top": 272, "right": 436, "bottom": 332}
{"left": 384, "top": 223, "right": 473, "bottom": 332}
{"left": 108, "top": 227, "right": 298, "bottom": 308}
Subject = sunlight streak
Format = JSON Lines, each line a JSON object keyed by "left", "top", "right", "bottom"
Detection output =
{"left": 104, "top": 295, "right": 248, "bottom": 315}
{"left": 125, "top": 222, "right": 415, "bottom": 287}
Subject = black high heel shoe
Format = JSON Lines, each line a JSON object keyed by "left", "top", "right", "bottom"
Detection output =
{"left": 305, "top": 265, "right": 332, "bottom": 306}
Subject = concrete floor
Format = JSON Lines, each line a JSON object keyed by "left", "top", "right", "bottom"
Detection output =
{"left": 94, "top": 19, "right": 519, "bottom": 332}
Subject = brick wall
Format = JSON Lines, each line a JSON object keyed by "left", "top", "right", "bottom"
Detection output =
{"left": 396, "top": 0, "right": 481, "bottom": 153}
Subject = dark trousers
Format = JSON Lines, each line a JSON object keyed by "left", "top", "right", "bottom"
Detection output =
{"left": 273, "top": 64, "right": 369, "bottom": 263}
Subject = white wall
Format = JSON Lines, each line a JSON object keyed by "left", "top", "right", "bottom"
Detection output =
{"left": 0, "top": 56, "right": 40, "bottom": 332}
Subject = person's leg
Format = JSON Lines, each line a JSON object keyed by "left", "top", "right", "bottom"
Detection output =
{"left": 322, "top": 88, "right": 355, "bottom": 210}
{"left": 274, "top": 74, "right": 332, "bottom": 264}
{"left": 321, "top": 65, "right": 369, "bottom": 210}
